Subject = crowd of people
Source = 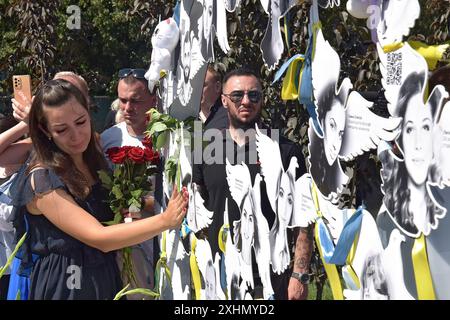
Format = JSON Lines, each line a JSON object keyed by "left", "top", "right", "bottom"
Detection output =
{"left": 0, "top": 64, "right": 314, "bottom": 300}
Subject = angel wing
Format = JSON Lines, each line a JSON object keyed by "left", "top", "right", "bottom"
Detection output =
{"left": 252, "top": 173, "right": 274, "bottom": 299}
{"left": 339, "top": 91, "right": 402, "bottom": 161}
{"left": 435, "top": 100, "right": 450, "bottom": 185}
{"left": 225, "top": 159, "right": 252, "bottom": 209}
{"left": 317, "top": 192, "right": 350, "bottom": 243}
{"left": 186, "top": 183, "right": 213, "bottom": 233}
{"left": 291, "top": 173, "right": 318, "bottom": 227}
{"left": 377, "top": 0, "right": 420, "bottom": 48}
{"left": 213, "top": 252, "right": 227, "bottom": 300}
{"left": 312, "top": 28, "right": 353, "bottom": 137}
{"left": 377, "top": 42, "right": 428, "bottom": 117}
{"left": 260, "top": 0, "right": 299, "bottom": 70}
{"left": 255, "top": 124, "right": 283, "bottom": 213}
{"left": 215, "top": 0, "right": 230, "bottom": 54}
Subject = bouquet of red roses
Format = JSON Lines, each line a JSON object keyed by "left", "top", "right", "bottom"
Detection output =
{"left": 98, "top": 137, "right": 160, "bottom": 286}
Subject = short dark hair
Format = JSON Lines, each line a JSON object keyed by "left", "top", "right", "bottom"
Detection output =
{"left": 222, "top": 67, "right": 261, "bottom": 89}
{"left": 207, "top": 65, "right": 222, "bottom": 83}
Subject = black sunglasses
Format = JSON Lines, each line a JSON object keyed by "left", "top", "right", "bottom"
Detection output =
{"left": 222, "top": 90, "right": 263, "bottom": 104}
{"left": 118, "top": 68, "right": 146, "bottom": 79}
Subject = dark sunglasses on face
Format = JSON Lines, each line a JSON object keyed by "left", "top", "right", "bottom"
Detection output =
{"left": 222, "top": 90, "right": 263, "bottom": 104}
{"left": 118, "top": 68, "right": 146, "bottom": 79}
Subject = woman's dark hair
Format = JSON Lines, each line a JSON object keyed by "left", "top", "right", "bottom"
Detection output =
{"left": 316, "top": 82, "right": 347, "bottom": 125}
{"left": 28, "top": 79, "right": 108, "bottom": 199}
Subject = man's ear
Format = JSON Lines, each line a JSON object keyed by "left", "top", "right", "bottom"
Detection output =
{"left": 221, "top": 95, "right": 228, "bottom": 109}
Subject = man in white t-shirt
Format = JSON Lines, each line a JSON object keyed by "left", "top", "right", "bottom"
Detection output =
{"left": 101, "top": 68, "right": 160, "bottom": 298}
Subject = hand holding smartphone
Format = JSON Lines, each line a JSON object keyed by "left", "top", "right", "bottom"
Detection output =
{"left": 12, "top": 75, "right": 32, "bottom": 123}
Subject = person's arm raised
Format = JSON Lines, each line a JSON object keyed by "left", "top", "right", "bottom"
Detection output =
{"left": 28, "top": 186, "right": 187, "bottom": 253}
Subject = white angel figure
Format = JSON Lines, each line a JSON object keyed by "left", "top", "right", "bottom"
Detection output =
{"left": 200, "top": 0, "right": 230, "bottom": 61}
{"left": 378, "top": 76, "right": 448, "bottom": 237}
{"left": 343, "top": 216, "right": 414, "bottom": 300}
{"left": 158, "top": 229, "right": 191, "bottom": 300}
{"left": 177, "top": 2, "right": 206, "bottom": 106}
{"left": 195, "top": 238, "right": 226, "bottom": 300}
{"left": 310, "top": 27, "right": 401, "bottom": 200}
{"left": 224, "top": 159, "right": 255, "bottom": 291}
{"left": 145, "top": 18, "right": 180, "bottom": 93}
{"left": 255, "top": 125, "right": 299, "bottom": 274}
{"left": 259, "top": 0, "right": 299, "bottom": 70}
{"left": 378, "top": 42, "right": 449, "bottom": 236}
{"left": 226, "top": 159, "right": 275, "bottom": 299}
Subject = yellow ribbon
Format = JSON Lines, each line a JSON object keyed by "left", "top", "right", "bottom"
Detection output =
{"left": 154, "top": 230, "right": 171, "bottom": 291}
{"left": 218, "top": 223, "right": 229, "bottom": 254}
{"left": 409, "top": 40, "right": 450, "bottom": 71}
{"left": 311, "top": 183, "right": 344, "bottom": 300}
{"left": 344, "top": 215, "right": 361, "bottom": 290}
{"left": 412, "top": 234, "right": 436, "bottom": 300}
{"left": 281, "top": 56, "right": 305, "bottom": 101}
{"left": 382, "top": 42, "right": 404, "bottom": 53}
{"left": 189, "top": 234, "right": 202, "bottom": 300}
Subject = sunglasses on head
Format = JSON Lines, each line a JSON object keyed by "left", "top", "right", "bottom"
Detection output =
{"left": 118, "top": 68, "right": 146, "bottom": 79}
{"left": 222, "top": 90, "right": 262, "bottom": 104}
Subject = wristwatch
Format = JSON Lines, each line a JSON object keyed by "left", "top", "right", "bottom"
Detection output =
{"left": 291, "top": 271, "right": 311, "bottom": 284}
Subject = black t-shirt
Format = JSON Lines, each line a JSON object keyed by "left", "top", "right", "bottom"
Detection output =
{"left": 193, "top": 128, "right": 306, "bottom": 297}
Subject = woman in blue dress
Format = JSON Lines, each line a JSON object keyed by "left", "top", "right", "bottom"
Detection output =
{"left": 10, "top": 79, "right": 187, "bottom": 299}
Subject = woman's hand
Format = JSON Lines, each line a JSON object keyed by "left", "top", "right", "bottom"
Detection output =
{"left": 162, "top": 186, "right": 188, "bottom": 229}
{"left": 11, "top": 96, "right": 34, "bottom": 125}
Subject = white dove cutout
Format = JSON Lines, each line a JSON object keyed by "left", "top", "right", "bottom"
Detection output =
{"left": 145, "top": 18, "right": 180, "bottom": 93}
{"left": 310, "top": 27, "right": 401, "bottom": 200}
{"left": 200, "top": 0, "right": 230, "bottom": 61}
{"left": 377, "top": 42, "right": 429, "bottom": 117}
{"left": 177, "top": 1, "right": 206, "bottom": 107}
{"left": 343, "top": 212, "right": 414, "bottom": 300}
{"left": 195, "top": 238, "right": 226, "bottom": 300}
{"left": 158, "top": 229, "right": 191, "bottom": 300}
{"left": 222, "top": 199, "right": 251, "bottom": 300}
{"left": 254, "top": 125, "right": 299, "bottom": 274}
{"left": 378, "top": 63, "right": 449, "bottom": 237}
{"left": 215, "top": 0, "right": 231, "bottom": 54}
{"left": 162, "top": 128, "right": 181, "bottom": 202}
{"left": 225, "top": 159, "right": 255, "bottom": 291}
{"left": 259, "top": 0, "right": 299, "bottom": 70}
{"left": 224, "top": 0, "right": 241, "bottom": 12}
{"left": 376, "top": 0, "right": 420, "bottom": 48}
{"left": 290, "top": 173, "right": 319, "bottom": 228}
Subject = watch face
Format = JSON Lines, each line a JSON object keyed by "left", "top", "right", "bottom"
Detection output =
{"left": 300, "top": 273, "right": 310, "bottom": 284}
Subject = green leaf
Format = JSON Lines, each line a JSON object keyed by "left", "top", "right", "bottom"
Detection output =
{"left": 113, "top": 167, "right": 122, "bottom": 179}
{"left": 131, "top": 189, "right": 143, "bottom": 199}
{"left": 112, "top": 185, "right": 123, "bottom": 199}
{"left": 98, "top": 170, "right": 113, "bottom": 189}
{"left": 155, "top": 130, "right": 168, "bottom": 149}
{"left": 151, "top": 122, "right": 167, "bottom": 133}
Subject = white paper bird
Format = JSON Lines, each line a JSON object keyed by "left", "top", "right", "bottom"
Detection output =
{"left": 145, "top": 18, "right": 180, "bottom": 93}
{"left": 310, "top": 27, "right": 401, "bottom": 200}
{"left": 225, "top": 159, "right": 255, "bottom": 290}
{"left": 195, "top": 238, "right": 226, "bottom": 300}
{"left": 224, "top": 0, "right": 241, "bottom": 12}
{"left": 177, "top": 2, "right": 206, "bottom": 106}
{"left": 158, "top": 229, "right": 190, "bottom": 300}
{"left": 260, "top": 0, "right": 299, "bottom": 70}
{"left": 255, "top": 125, "right": 299, "bottom": 274}
{"left": 376, "top": 0, "right": 420, "bottom": 48}
{"left": 186, "top": 183, "right": 213, "bottom": 233}
{"left": 343, "top": 213, "right": 414, "bottom": 300}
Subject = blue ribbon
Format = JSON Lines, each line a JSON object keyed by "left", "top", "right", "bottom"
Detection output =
{"left": 318, "top": 207, "right": 364, "bottom": 265}
{"left": 179, "top": 217, "right": 192, "bottom": 239}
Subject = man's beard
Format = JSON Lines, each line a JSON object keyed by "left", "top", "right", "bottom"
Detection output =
{"left": 229, "top": 109, "right": 262, "bottom": 130}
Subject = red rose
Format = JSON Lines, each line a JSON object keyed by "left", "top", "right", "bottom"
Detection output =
{"left": 128, "top": 146, "right": 145, "bottom": 164}
{"left": 106, "top": 147, "right": 127, "bottom": 164}
{"left": 144, "top": 147, "right": 160, "bottom": 164}
{"left": 142, "top": 136, "right": 153, "bottom": 149}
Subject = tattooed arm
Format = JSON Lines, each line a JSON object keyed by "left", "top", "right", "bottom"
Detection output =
{"left": 288, "top": 225, "right": 314, "bottom": 300}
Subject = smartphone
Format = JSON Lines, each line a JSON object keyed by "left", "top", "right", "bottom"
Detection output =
{"left": 12, "top": 75, "right": 32, "bottom": 108}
